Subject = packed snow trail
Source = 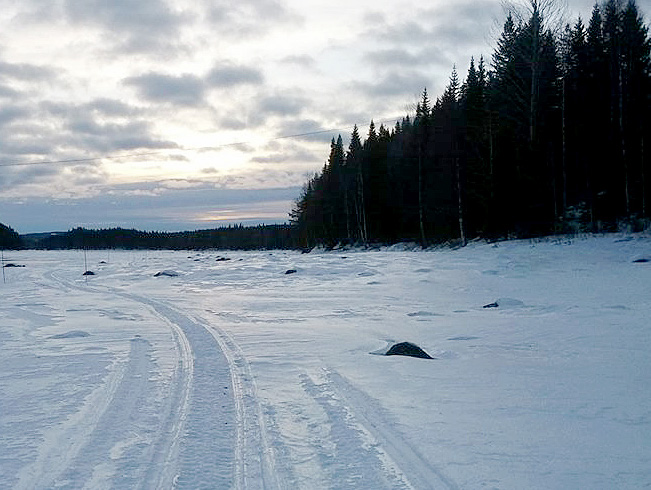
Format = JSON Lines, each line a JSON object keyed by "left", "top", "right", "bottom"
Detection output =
{"left": 24, "top": 270, "right": 237, "bottom": 489}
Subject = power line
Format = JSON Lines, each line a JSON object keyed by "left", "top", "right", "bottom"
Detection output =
{"left": 0, "top": 116, "right": 403, "bottom": 169}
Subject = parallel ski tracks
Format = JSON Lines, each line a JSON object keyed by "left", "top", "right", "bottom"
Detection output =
{"left": 38, "top": 269, "right": 455, "bottom": 489}
{"left": 197, "top": 311, "right": 285, "bottom": 490}
{"left": 39, "top": 272, "right": 237, "bottom": 488}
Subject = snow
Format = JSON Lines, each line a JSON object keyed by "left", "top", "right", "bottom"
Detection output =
{"left": 1, "top": 234, "right": 650, "bottom": 488}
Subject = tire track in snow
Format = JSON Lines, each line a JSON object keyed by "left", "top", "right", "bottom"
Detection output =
{"left": 39, "top": 272, "right": 234, "bottom": 488}
{"left": 300, "top": 373, "right": 407, "bottom": 489}
{"left": 95, "top": 291, "right": 237, "bottom": 489}
{"left": 325, "top": 369, "right": 458, "bottom": 490}
{"left": 301, "top": 369, "right": 458, "bottom": 490}
{"left": 14, "top": 343, "right": 130, "bottom": 490}
{"left": 197, "top": 312, "right": 287, "bottom": 490}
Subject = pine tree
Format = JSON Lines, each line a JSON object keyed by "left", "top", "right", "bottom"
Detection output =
{"left": 346, "top": 125, "right": 367, "bottom": 243}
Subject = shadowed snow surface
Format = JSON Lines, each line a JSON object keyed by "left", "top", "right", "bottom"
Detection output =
{"left": 1, "top": 234, "right": 650, "bottom": 488}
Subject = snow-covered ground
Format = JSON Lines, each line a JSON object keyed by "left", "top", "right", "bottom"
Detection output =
{"left": 1, "top": 234, "right": 650, "bottom": 489}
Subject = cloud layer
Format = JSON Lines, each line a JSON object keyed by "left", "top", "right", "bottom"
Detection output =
{"left": 1, "top": 0, "right": 647, "bottom": 231}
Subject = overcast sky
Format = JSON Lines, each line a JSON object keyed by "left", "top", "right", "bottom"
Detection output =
{"left": 0, "top": 0, "right": 647, "bottom": 233}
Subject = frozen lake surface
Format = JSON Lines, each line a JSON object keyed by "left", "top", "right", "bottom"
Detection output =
{"left": 1, "top": 234, "right": 650, "bottom": 488}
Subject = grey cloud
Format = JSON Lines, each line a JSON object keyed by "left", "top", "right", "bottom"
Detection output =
{"left": 0, "top": 61, "right": 55, "bottom": 81}
{"left": 364, "top": 1, "right": 501, "bottom": 56}
{"left": 0, "top": 84, "right": 19, "bottom": 98}
{"left": 124, "top": 73, "right": 206, "bottom": 106}
{"left": 0, "top": 106, "right": 30, "bottom": 127}
{"left": 364, "top": 49, "right": 422, "bottom": 67}
{"left": 216, "top": 117, "right": 249, "bottom": 131}
{"left": 259, "top": 93, "right": 307, "bottom": 117}
{"left": 244, "top": 92, "right": 309, "bottom": 127}
{"left": 352, "top": 72, "right": 432, "bottom": 98}
{"left": 62, "top": 0, "right": 190, "bottom": 54}
{"left": 251, "top": 143, "right": 318, "bottom": 164}
{"left": 0, "top": 99, "right": 177, "bottom": 171}
{"left": 0, "top": 164, "right": 59, "bottom": 190}
{"left": 279, "top": 55, "right": 316, "bottom": 68}
{"left": 207, "top": 63, "right": 264, "bottom": 87}
{"left": 206, "top": 0, "right": 302, "bottom": 38}
{"left": 85, "top": 98, "right": 142, "bottom": 118}
{"left": 363, "top": 47, "right": 452, "bottom": 71}
{"left": 363, "top": 11, "right": 386, "bottom": 26}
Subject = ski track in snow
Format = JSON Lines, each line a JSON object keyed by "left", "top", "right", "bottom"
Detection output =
{"left": 199, "top": 311, "right": 286, "bottom": 489}
{"left": 25, "top": 270, "right": 235, "bottom": 489}
{"left": 300, "top": 369, "right": 458, "bottom": 490}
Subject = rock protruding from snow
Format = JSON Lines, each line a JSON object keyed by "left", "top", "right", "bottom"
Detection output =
{"left": 82, "top": 270, "right": 95, "bottom": 276}
{"left": 3, "top": 263, "right": 25, "bottom": 268}
{"left": 154, "top": 270, "right": 179, "bottom": 277}
{"left": 285, "top": 269, "right": 297, "bottom": 275}
{"left": 385, "top": 342, "right": 434, "bottom": 359}
{"left": 483, "top": 298, "right": 524, "bottom": 309}
{"left": 633, "top": 258, "right": 649, "bottom": 263}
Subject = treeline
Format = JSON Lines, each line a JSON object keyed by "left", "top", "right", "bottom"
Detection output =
{"left": 0, "top": 222, "right": 22, "bottom": 249}
{"left": 29, "top": 225, "right": 297, "bottom": 250}
{"left": 291, "top": 0, "right": 651, "bottom": 247}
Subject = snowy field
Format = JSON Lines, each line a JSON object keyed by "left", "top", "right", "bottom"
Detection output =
{"left": 1, "top": 234, "right": 650, "bottom": 489}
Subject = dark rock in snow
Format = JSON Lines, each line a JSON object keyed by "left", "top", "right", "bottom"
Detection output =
{"left": 3, "top": 263, "right": 25, "bottom": 268}
{"left": 483, "top": 298, "right": 524, "bottom": 309}
{"left": 285, "top": 269, "right": 297, "bottom": 275}
{"left": 216, "top": 257, "right": 231, "bottom": 262}
{"left": 633, "top": 258, "right": 649, "bottom": 263}
{"left": 154, "top": 270, "right": 179, "bottom": 277}
{"left": 83, "top": 270, "right": 95, "bottom": 276}
{"left": 385, "top": 342, "right": 434, "bottom": 359}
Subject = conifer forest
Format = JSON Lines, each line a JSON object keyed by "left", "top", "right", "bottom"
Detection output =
{"left": 291, "top": 0, "right": 651, "bottom": 247}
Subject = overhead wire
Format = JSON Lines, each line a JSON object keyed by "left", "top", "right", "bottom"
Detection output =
{"left": 0, "top": 116, "right": 404, "bottom": 169}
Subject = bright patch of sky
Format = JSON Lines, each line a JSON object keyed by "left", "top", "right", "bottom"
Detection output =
{"left": 0, "top": 0, "right": 647, "bottom": 232}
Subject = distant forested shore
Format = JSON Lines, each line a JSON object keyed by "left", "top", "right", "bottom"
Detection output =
{"left": 290, "top": 0, "right": 651, "bottom": 248}
{"left": 11, "top": 225, "right": 297, "bottom": 250}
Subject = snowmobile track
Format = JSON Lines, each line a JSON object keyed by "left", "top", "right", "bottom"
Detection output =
{"left": 302, "top": 369, "right": 459, "bottom": 489}
{"left": 41, "top": 272, "right": 235, "bottom": 488}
